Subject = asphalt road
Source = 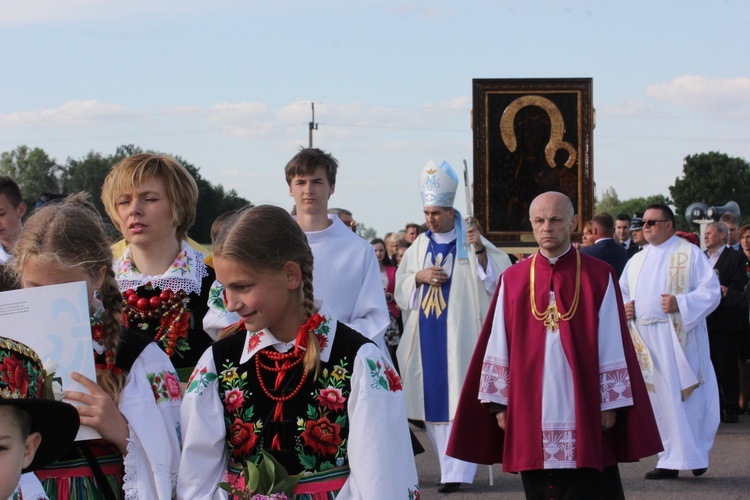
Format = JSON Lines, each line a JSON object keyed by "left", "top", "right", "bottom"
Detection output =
{"left": 413, "top": 414, "right": 750, "bottom": 499}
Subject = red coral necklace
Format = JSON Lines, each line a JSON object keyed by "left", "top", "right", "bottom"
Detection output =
{"left": 122, "top": 287, "right": 189, "bottom": 357}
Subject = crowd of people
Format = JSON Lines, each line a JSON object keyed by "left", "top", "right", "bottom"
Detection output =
{"left": 0, "top": 150, "right": 748, "bottom": 499}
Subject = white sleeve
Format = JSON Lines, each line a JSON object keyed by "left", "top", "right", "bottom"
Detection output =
{"left": 619, "top": 261, "right": 632, "bottom": 303}
{"left": 119, "top": 343, "right": 183, "bottom": 500}
{"left": 342, "top": 248, "right": 390, "bottom": 351}
{"left": 203, "top": 279, "right": 241, "bottom": 340}
{"left": 675, "top": 251, "right": 721, "bottom": 332}
{"left": 597, "top": 276, "right": 634, "bottom": 412}
{"left": 340, "top": 344, "right": 420, "bottom": 499}
{"left": 176, "top": 348, "right": 229, "bottom": 500}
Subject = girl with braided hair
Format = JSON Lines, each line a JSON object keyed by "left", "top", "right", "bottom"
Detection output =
{"left": 11, "top": 193, "right": 181, "bottom": 499}
{"left": 178, "top": 205, "right": 419, "bottom": 499}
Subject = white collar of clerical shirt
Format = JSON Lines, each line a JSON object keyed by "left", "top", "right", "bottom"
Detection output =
{"left": 240, "top": 301, "right": 338, "bottom": 364}
{"left": 430, "top": 227, "right": 457, "bottom": 244}
{"left": 541, "top": 244, "right": 572, "bottom": 265}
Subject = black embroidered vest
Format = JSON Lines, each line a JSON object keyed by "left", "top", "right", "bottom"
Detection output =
{"left": 211, "top": 322, "right": 371, "bottom": 475}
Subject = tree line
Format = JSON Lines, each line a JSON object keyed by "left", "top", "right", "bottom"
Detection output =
{"left": 596, "top": 151, "right": 750, "bottom": 230}
{"left": 0, "top": 144, "right": 251, "bottom": 243}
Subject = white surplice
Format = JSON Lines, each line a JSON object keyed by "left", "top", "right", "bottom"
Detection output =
{"left": 620, "top": 234, "right": 721, "bottom": 470}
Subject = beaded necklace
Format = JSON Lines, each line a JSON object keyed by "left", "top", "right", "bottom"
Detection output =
{"left": 254, "top": 313, "right": 323, "bottom": 403}
{"left": 122, "top": 287, "right": 190, "bottom": 357}
{"left": 254, "top": 313, "right": 323, "bottom": 451}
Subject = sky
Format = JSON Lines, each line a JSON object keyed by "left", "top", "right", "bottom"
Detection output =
{"left": 2, "top": 0, "right": 749, "bottom": 238}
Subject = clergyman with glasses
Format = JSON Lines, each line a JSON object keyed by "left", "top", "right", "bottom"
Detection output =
{"left": 620, "top": 203, "right": 722, "bottom": 480}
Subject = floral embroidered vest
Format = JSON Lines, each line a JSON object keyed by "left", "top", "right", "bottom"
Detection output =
{"left": 211, "top": 322, "right": 371, "bottom": 475}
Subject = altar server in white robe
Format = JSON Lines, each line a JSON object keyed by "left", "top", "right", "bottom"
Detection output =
{"left": 620, "top": 203, "right": 721, "bottom": 480}
{"left": 396, "top": 160, "right": 511, "bottom": 493}
{"left": 206, "top": 148, "right": 390, "bottom": 352}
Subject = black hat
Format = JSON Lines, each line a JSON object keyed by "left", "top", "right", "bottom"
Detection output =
{"left": 630, "top": 212, "right": 644, "bottom": 231}
{"left": 0, "top": 337, "right": 79, "bottom": 472}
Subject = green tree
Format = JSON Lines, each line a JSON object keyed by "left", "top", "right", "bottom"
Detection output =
{"left": 595, "top": 186, "right": 621, "bottom": 215}
{"left": 670, "top": 152, "right": 750, "bottom": 229}
{"left": 61, "top": 150, "right": 117, "bottom": 216}
{"left": 356, "top": 222, "right": 378, "bottom": 241}
{"left": 0, "top": 145, "right": 62, "bottom": 205}
{"left": 614, "top": 194, "right": 672, "bottom": 220}
{"left": 593, "top": 186, "right": 670, "bottom": 221}
{"left": 174, "top": 155, "right": 252, "bottom": 243}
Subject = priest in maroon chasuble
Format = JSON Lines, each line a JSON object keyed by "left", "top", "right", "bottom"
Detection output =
{"left": 447, "top": 192, "right": 661, "bottom": 499}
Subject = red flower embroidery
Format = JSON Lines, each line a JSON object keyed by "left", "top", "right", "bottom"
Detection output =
{"left": 164, "top": 372, "right": 181, "bottom": 400}
{"left": 315, "top": 333, "right": 328, "bottom": 350}
{"left": 223, "top": 388, "right": 245, "bottom": 413}
{"left": 229, "top": 417, "right": 258, "bottom": 458}
{"left": 301, "top": 416, "right": 342, "bottom": 456}
{"left": 0, "top": 355, "right": 30, "bottom": 397}
{"left": 175, "top": 312, "right": 191, "bottom": 339}
{"left": 247, "top": 332, "right": 264, "bottom": 352}
{"left": 384, "top": 367, "right": 402, "bottom": 392}
{"left": 316, "top": 386, "right": 345, "bottom": 411}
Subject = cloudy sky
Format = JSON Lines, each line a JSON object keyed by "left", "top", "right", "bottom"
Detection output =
{"left": 2, "top": 0, "right": 749, "bottom": 237}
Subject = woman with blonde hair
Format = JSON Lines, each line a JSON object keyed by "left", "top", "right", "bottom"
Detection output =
{"left": 12, "top": 193, "right": 181, "bottom": 499}
{"left": 101, "top": 153, "right": 221, "bottom": 382}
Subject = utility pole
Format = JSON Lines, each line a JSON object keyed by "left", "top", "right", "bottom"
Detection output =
{"left": 308, "top": 102, "right": 318, "bottom": 147}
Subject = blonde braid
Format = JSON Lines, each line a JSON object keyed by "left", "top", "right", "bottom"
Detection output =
{"left": 96, "top": 267, "right": 126, "bottom": 405}
{"left": 300, "top": 262, "right": 320, "bottom": 378}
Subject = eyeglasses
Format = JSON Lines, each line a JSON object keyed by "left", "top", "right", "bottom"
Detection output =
{"left": 643, "top": 219, "right": 669, "bottom": 227}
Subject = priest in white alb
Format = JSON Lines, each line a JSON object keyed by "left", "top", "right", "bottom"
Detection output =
{"left": 620, "top": 203, "right": 721, "bottom": 480}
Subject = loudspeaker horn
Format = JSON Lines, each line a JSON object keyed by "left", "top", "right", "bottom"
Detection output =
{"left": 706, "top": 201, "right": 740, "bottom": 221}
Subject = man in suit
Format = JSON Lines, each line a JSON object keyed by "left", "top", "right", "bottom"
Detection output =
{"left": 581, "top": 213, "right": 629, "bottom": 278}
{"left": 720, "top": 212, "right": 741, "bottom": 251}
{"left": 704, "top": 221, "right": 747, "bottom": 423}
{"left": 616, "top": 213, "right": 640, "bottom": 259}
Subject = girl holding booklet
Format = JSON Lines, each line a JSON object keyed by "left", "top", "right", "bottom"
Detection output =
{"left": 11, "top": 193, "right": 181, "bottom": 499}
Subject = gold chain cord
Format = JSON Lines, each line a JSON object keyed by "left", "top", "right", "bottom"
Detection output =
{"left": 530, "top": 249, "right": 581, "bottom": 331}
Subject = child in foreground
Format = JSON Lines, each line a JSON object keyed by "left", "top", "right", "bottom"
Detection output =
{"left": 177, "top": 205, "right": 419, "bottom": 499}
{"left": 0, "top": 336, "right": 79, "bottom": 500}
{"left": 11, "top": 194, "right": 181, "bottom": 499}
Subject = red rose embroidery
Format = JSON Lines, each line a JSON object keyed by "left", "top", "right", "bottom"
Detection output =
{"left": 223, "top": 388, "right": 245, "bottom": 413}
{"left": 315, "top": 333, "right": 328, "bottom": 350}
{"left": 164, "top": 372, "right": 181, "bottom": 400}
{"left": 385, "top": 367, "right": 402, "bottom": 392}
{"left": 316, "top": 386, "right": 345, "bottom": 411}
{"left": 301, "top": 416, "right": 342, "bottom": 456}
{"left": 0, "top": 355, "right": 30, "bottom": 397}
{"left": 229, "top": 417, "right": 258, "bottom": 458}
